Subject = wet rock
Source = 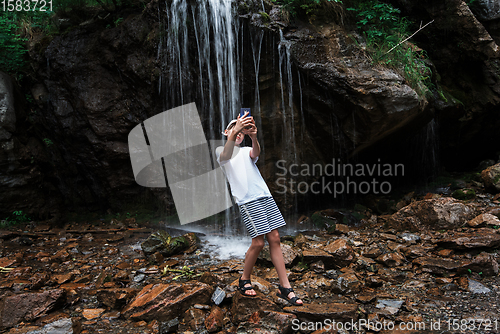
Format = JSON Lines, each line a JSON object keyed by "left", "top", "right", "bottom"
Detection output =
{"left": 24, "top": 318, "right": 74, "bottom": 334}
{"left": 375, "top": 252, "right": 405, "bottom": 267}
{"left": 331, "top": 272, "right": 363, "bottom": 294}
{"left": 236, "top": 310, "right": 296, "bottom": 334}
{"left": 465, "top": 252, "right": 499, "bottom": 276}
{"left": 283, "top": 303, "right": 358, "bottom": 322}
{"left": 363, "top": 243, "right": 384, "bottom": 258}
{"left": 258, "top": 243, "right": 300, "bottom": 267}
{"left": 231, "top": 292, "right": 279, "bottom": 323}
{"left": 122, "top": 282, "right": 212, "bottom": 322}
{"left": 399, "top": 233, "right": 421, "bottom": 243}
{"left": 437, "top": 228, "right": 500, "bottom": 249}
{"left": 96, "top": 288, "right": 138, "bottom": 309}
{"left": 296, "top": 272, "right": 333, "bottom": 291}
{"left": 0, "top": 289, "right": 66, "bottom": 329}
{"left": 324, "top": 239, "right": 356, "bottom": 267}
{"left": 204, "top": 306, "right": 223, "bottom": 333}
{"left": 467, "top": 213, "right": 500, "bottom": 227}
{"left": 140, "top": 231, "right": 192, "bottom": 258}
{"left": 481, "top": 163, "right": 500, "bottom": 192}
{"left": 375, "top": 299, "right": 404, "bottom": 315}
{"left": 183, "top": 307, "right": 206, "bottom": 332}
{"left": 310, "top": 260, "right": 325, "bottom": 273}
{"left": 413, "top": 256, "right": 470, "bottom": 275}
{"left": 210, "top": 286, "right": 225, "bottom": 306}
{"left": 388, "top": 198, "right": 476, "bottom": 231}
{"left": 52, "top": 249, "right": 70, "bottom": 263}
{"left": 403, "top": 245, "right": 435, "bottom": 259}
{"left": 28, "top": 272, "right": 49, "bottom": 290}
{"left": 159, "top": 317, "right": 179, "bottom": 333}
{"left": 468, "top": 279, "right": 491, "bottom": 294}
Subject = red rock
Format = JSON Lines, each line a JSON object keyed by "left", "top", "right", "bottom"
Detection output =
{"left": 413, "top": 257, "right": 470, "bottom": 275}
{"left": 204, "top": 306, "right": 223, "bottom": 332}
{"left": 231, "top": 291, "right": 279, "bottom": 323}
{"left": 115, "top": 262, "right": 131, "bottom": 270}
{"left": 53, "top": 273, "right": 74, "bottom": 285}
{"left": 324, "top": 239, "right": 355, "bottom": 267}
{"left": 183, "top": 308, "right": 206, "bottom": 331}
{"left": 96, "top": 288, "right": 138, "bottom": 309}
{"left": 0, "top": 289, "right": 66, "bottom": 329}
{"left": 236, "top": 310, "right": 297, "bottom": 333}
{"left": 122, "top": 282, "right": 212, "bottom": 322}
{"left": 375, "top": 252, "right": 405, "bottom": 267}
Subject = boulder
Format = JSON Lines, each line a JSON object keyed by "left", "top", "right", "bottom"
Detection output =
{"left": 121, "top": 282, "right": 212, "bottom": 322}
{"left": 388, "top": 198, "right": 476, "bottom": 231}
{"left": 481, "top": 163, "right": 500, "bottom": 192}
{"left": 141, "top": 231, "right": 194, "bottom": 257}
{"left": 0, "top": 289, "right": 66, "bottom": 329}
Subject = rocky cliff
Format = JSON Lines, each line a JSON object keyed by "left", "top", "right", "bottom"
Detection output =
{"left": 1, "top": 0, "right": 500, "bottom": 219}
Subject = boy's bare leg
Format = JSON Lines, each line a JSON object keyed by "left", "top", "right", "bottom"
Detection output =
{"left": 241, "top": 235, "right": 265, "bottom": 295}
{"left": 267, "top": 229, "right": 303, "bottom": 304}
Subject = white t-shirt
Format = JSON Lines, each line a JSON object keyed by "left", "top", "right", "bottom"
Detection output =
{"left": 216, "top": 146, "right": 271, "bottom": 204}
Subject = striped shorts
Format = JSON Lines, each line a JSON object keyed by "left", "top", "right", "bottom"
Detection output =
{"left": 238, "top": 196, "right": 286, "bottom": 238}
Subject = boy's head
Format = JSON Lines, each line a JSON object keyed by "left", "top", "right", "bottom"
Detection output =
{"left": 223, "top": 119, "right": 245, "bottom": 145}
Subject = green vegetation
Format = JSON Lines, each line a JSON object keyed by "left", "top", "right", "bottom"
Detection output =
{"left": 1, "top": 210, "right": 31, "bottom": 228}
{"left": 347, "top": 0, "right": 433, "bottom": 97}
{"left": 273, "top": 0, "right": 342, "bottom": 18}
{"left": 452, "top": 188, "right": 476, "bottom": 200}
{"left": 43, "top": 138, "right": 54, "bottom": 147}
{"left": 162, "top": 265, "right": 202, "bottom": 280}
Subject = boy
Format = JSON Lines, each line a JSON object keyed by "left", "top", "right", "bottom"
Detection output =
{"left": 216, "top": 112, "right": 303, "bottom": 306}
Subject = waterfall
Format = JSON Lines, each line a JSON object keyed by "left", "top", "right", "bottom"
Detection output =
{"left": 278, "top": 30, "right": 298, "bottom": 214}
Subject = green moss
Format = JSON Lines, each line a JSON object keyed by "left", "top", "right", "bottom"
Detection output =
{"left": 452, "top": 188, "right": 476, "bottom": 200}
{"left": 260, "top": 12, "right": 270, "bottom": 22}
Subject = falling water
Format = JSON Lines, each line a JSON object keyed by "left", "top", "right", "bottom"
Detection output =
{"left": 278, "top": 30, "right": 298, "bottom": 214}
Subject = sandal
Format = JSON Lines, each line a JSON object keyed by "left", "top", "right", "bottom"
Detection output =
{"left": 277, "top": 285, "right": 303, "bottom": 306}
{"left": 238, "top": 277, "right": 256, "bottom": 297}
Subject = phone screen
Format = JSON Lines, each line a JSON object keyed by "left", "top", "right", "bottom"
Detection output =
{"left": 240, "top": 108, "right": 251, "bottom": 118}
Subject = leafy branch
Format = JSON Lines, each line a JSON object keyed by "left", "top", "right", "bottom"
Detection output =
{"left": 161, "top": 265, "right": 202, "bottom": 280}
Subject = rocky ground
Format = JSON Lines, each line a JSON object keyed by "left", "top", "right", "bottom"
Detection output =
{"left": 1, "top": 170, "right": 500, "bottom": 334}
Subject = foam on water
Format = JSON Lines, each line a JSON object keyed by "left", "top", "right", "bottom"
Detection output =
{"left": 199, "top": 235, "right": 251, "bottom": 260}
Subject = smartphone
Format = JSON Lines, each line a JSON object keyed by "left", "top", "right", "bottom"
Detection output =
{"left": 240, "top": 108, "right": 251, "bottom": 118}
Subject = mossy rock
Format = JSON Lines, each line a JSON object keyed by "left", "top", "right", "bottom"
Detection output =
{"left": 311, "top": 211, "right": 335, "bottom": 229}
{"left": 452, "top": 188, "right": 476, "bottom": 200}
{"left": 141, "top": 230, "right": 190, "bottom": 256}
